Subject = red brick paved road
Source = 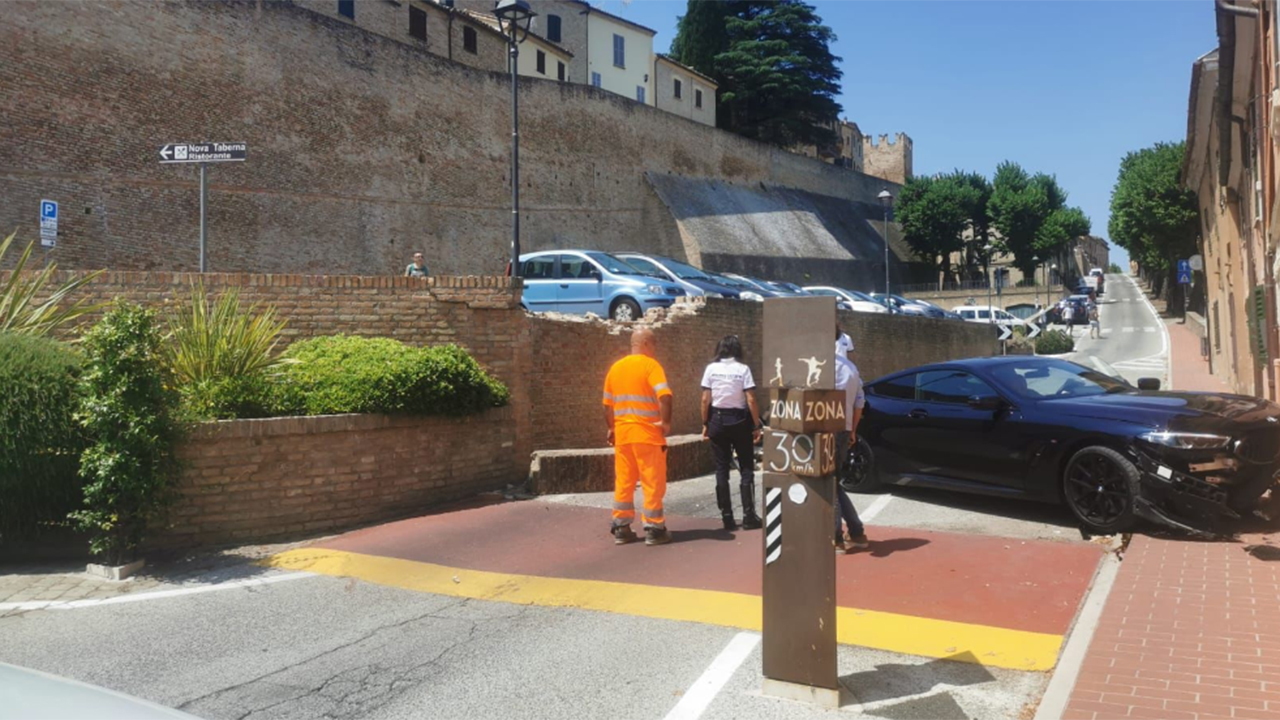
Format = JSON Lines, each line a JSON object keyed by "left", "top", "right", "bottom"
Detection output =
{"left": 1062, "top": 314, "right": 1280, "bottom": 720}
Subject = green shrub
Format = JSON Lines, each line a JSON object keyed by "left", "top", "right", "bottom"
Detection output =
{"left": 0, "top": 231, "right": 104, "bottom": 337}
{"left": 272, "top": 336, "right": 509, "bottom": 417}
{"left": 1035, "top": 328, "right": 1075, "bottom": 355}
{"left": 71, "top": 303, "right": 180, "bottom": 564}
{"left": 0, "top": 333, "right": 86, "bottom": 542}
{"left": 164, "top": 283, "right": 287, "bottom": 420}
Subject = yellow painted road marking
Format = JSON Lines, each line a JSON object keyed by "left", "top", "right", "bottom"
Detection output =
{"left": 263, "top": 549, "right": 1062, "bottom": 671}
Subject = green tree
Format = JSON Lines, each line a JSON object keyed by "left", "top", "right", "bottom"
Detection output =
{"left": 988, "top": 164, "right": 1089, "bottom": 276}
{"left": 894, "top": 174, "right": 975, "bottom": 281}
{"left": 1108, "top": 142, "right": 1198, "bottom": 297}
{"left": 950, "top": 170, "right": 993, "bottom": 276}
{"left": 671, "top": 0, "right": 843, "bottom": 148}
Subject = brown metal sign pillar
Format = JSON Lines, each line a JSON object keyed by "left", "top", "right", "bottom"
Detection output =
{"left": 760, "top": 296, "right": 842, "bottom": 708}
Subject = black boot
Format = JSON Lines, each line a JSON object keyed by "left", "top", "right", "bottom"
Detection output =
{"left": 740, "top": 482, "right": 762, "bottom": 530}
{"left": 716, "top": 484, "right": 737, "bottom": 530}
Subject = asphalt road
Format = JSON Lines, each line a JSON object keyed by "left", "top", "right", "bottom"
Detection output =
{"left": 1065, "top": 273, "right": 1169, "bottom": 386}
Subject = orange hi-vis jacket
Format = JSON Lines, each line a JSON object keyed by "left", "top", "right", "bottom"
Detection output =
{"left": 602, "top": 354, "right": 672, "bottom": 446}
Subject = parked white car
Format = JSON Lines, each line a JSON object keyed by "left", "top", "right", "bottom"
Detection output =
{"left": 803, "top": 286, "right": 890, "bottom": 314}
{"left": 952, "top": 305, "right": 1030, "bottom": 327}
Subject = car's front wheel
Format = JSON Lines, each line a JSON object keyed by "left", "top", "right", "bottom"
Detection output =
{"left": 839, "top": 437, "right": 882, "bottom": 493}
{"left": 611, "top": 298, "right": 642, "bottom": 322}
{"left": 1063, "top": 446, "right": 1140, "bottom": 534}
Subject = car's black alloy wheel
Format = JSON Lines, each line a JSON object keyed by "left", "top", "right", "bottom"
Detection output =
{"left": 840, "top": 437, "right": 881, "bottom": 493}
{"left": 1063, "top": 446, "right": 1140, "bottom": 534}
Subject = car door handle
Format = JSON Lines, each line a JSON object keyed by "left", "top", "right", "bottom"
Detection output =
{"left": 908, "top": 409, "right": 929, "bottom": 419}
{"left": 559, "top": 283, "right": 569, "bottom": 288}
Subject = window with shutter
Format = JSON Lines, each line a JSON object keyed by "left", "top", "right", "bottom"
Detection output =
{"left": 546, "top": 14, "right": 561, "bottom": 42}
{"left": 613, "top": 34, "right": 625, "bottom": 68}
{"left": 674, "top": 79, "right": 681, "bottom": 99}
{"left": 536, "top": 50, "right": 546, "bottom": 74}
{"left": 409, "top": 6, "right": 426, "bottom": 40}
{"left": 338, "top": 0, "right": 354, "bottom": 19}
{"left": 695, "top": 89, "right": 703, "bottom": 109}
{"left": 463, "top": 26, "right": 477, "bottom": 54}
{"left": 557, "top": 62, "right": 565, "bottom": 82}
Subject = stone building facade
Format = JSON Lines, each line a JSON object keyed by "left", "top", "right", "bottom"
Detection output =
{"left": 653, "top": 54, "right": 716, "bottom": 127}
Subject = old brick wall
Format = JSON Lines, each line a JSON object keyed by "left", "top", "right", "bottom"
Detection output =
{"left": 165, "top": 409, "right": 517, "bottom": 547}
{"left": 861, "top": 133, "right": 914, "bottom": 185}
{"left": 2, "top": 0, "right": 895, "bottom": 277}
{"left": 526, "top": 298, "right": 996, "bottom": 451}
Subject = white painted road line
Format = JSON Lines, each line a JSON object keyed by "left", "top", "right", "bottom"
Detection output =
{"left": 0, "top": 572, "right": 315, "bottom": 612}
{"left": 1122, "top": 327, "right": 1135, "bottom": 333}
{"left": 860, "top": 494, "right": 894, "bottom": 524}
{"left": 664, "top": 632, "right": 761, "bottom": 720}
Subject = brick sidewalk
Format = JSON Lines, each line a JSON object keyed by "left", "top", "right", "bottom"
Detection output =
{"left": 1062, "top": 316, "right": 1280, "bottom": 720}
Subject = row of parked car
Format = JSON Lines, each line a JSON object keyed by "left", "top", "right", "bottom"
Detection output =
{"left": 511, "top": 249, "right": 978, "bottom": 322}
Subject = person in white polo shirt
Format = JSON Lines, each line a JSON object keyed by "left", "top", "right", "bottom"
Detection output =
{"left": 834, "top": 326, "right": 870, "bottom": 553}
{"left": 700, "top": 335, "right": 764, "bottom": 531}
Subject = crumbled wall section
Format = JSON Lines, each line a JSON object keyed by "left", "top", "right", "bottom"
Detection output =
{"left": 165, "top": 409, "right": 516, "bottom": 548}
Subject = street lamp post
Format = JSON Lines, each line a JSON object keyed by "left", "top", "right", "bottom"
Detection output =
{"left": 495, "top": 0, "right": 536, "bottom": 279}
{"left": 984, "top": 244, "right": 994, "bottom": 324}
{"left": 878, "top": 189, "right": 892, "bottom": 297}
{"left": 1032, "top": 255, "right": 1040, "bottom": 311}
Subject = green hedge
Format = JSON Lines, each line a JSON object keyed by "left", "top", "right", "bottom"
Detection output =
{"left": 271, "top": 336, "right": 509, "bottom": 417}
{"left": 0, "top": 333, "right": 86, "bottom": 542}
{"left": 1035, "top": 328, "right": 1075, "bottom": 355}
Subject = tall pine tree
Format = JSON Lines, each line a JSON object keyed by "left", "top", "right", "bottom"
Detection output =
{"left": 670, "top": 0, "right": 842, "bottom": 147}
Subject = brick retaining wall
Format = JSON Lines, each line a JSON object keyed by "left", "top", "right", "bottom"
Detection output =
{"left": 164, "top": 408, "right": 517, "bottom": 548}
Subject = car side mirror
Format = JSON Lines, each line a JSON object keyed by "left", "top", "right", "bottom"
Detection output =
{"left": 1137, "top": 377, "right": 1161, "bottom": 391}
{"left": 968, "top": 395, "right": 1003, "bottom": 411}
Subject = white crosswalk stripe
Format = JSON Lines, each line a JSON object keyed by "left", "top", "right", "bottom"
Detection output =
{"left": 1122, "top": 327, "right": 1135, "bottom": 333}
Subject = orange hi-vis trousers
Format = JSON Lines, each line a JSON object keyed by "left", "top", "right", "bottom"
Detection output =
{"left": 612, "top": 442, "right": 668, "bottom": 529}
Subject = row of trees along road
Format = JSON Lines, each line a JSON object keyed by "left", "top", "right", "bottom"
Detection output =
{"left": 1108, "top": 141, "right": 1198, "bottom": 309}
{"left": 893, "top": 164, "right": 1092, "bottom": 285}
{"left": 670, "top": 0, "right": 843, "bottom": 151}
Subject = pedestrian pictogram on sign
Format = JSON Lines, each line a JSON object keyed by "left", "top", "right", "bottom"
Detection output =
{"left": 39, "top": 199, "right": 57, "bottom": 248}
{"left": 1177, "top": 259, "right": 1192, "bottom": 285}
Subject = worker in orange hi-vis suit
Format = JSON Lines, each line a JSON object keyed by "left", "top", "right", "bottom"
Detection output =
{"left": 603, "top": 327, "right": 674, "bottom": 546}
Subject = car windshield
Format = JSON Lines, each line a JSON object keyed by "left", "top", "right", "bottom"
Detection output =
{"left": 708, "top": 273, "right": 752, "bottom": 289}
{"left": 990, "top": 359, "right": 1132, "bottom": 399}
{"left": 653, "top": 256, "right": 712, "bottom": 281}
{"left": 585, "top": 252, "right": 648, "bottom": 276}
{"left": 846, "top": 290, "right": 877, "bottom": 302}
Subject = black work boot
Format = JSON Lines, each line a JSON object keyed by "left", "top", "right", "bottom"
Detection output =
{"left": 612, "top": 525, "right": 637, "bottom": 545}
{"left": 716, "top": 484, "right": 738, "bottom": 530}
{"left": 740, "top": 482, "right": 763, "bottom": 530}
{"left": 645, "top": 526, "right": 672, "bottom": 546}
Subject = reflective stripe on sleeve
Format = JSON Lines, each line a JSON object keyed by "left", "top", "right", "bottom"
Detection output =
{"left": 653, "top": 382, "right": 670, "bottom": 392}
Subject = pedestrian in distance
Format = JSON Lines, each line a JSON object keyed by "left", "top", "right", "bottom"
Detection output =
{"left": 1089, "top": 304, "right": 1101, "bottom": 339}
{"left": 603, "top": 327, "right": 674, "bottom": 546}
{"left": 834, "top": 327, "right": 870, "bottom": 554}
{"left": 700, "top": 335, "right": 764, "bottom": 531}
{"left": 1062, "top": 301, "right": 1075, "bottom": 337}
{"left": 404, "top": 252, "right": 430, "bottom": 278}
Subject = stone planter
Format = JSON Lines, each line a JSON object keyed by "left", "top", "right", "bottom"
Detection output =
{"left": 86, "top": 558, "right": 145, "bottom": 581}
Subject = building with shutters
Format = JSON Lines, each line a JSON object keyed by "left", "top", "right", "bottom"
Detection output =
{"left": 653, "top": 54, "right": 716, "bottom": 127}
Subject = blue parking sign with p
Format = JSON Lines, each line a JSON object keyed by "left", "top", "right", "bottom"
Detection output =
{"left": 41, "top": 200, "right": 57, "bottom": 220}
{"left": 1177, "top": 259, "right": 1192, "bottom": 284}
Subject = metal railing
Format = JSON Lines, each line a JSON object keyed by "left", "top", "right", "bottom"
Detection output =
{"left": 896, "top": 279, "right": 1062, "bottom": 295}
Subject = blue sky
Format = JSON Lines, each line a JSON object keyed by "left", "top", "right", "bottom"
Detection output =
{"left": 602, "top": 0, "right": 1218, "bottom": 269}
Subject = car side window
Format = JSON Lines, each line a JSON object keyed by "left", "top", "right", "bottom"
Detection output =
{"left": 558, "top": 255, "right": 600, "bottom": 280}
{"left": 522, "top": 257, "right": 556, "bottom": 279}
{"left": 624, "top": 257, "right": 663, "bottom": 276}
{"left": 918, "top": 370, "right": 998, "bottom": 405}
{"left": 809, "top": 288, "right": 836, "bottom": 297}
{"left": 871, "top": 373, "right": 916, "bottom": 400}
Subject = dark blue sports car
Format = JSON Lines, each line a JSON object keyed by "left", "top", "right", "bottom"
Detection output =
{"left": 842, "top": 356, "right": 1280, "bottom": 535}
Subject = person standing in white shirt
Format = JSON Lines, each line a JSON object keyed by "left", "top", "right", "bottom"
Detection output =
{"left": 834, "top": 328, "right": 870, "bottom": 553}
{"left": 700, "top": 335, "right": 763, "bottom": 531}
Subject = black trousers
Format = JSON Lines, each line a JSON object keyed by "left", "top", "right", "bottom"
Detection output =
{"left": 708, "top": 407, "right": 755, "bottom": 516}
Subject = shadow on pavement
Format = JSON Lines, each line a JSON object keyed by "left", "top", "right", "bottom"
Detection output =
{"left": 1246, "top": 544, "right": 1280, "bottom": 561}
{"left": 866, "top": 538, "right": 930, "bottom": 558}
{"left": 669, "top": 528, "right": 739, "bottom": 544}
{"left": 839, "top": 651, "right": 995, "bottom": 710}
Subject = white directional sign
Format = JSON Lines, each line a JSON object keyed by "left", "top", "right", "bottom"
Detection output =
{"left": 159, "top": 142, "right": 247, "bottom": 164}
{"left": 997, "top": 324, "right": 1013, "bottom": 341}
{"left": 1026, "top": 324, "right": 1041, "bottom": 340}
{"left": 39, "top": 199, "right": 57, "bottom": 248}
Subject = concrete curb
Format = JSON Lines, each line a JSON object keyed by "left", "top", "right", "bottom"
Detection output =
{"left": 1032, "top": 543, "right": 1123, "bottom": 720}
